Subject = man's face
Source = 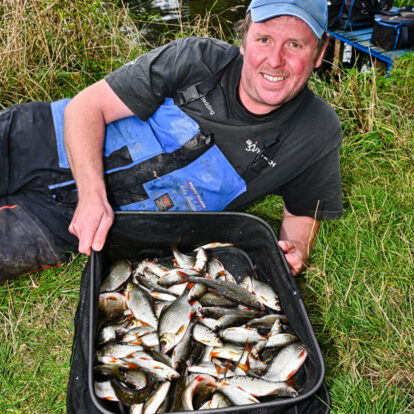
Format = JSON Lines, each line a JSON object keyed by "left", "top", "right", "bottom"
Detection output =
{"left": 239, "top": 16, "right": 327, "bottom": 114}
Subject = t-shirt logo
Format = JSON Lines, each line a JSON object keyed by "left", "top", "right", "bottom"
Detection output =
{"left": 154, "top": 193, "right": 174, "bottom": 210}
{"left": 245, "top": 139, "right": 277, "bottom": 168}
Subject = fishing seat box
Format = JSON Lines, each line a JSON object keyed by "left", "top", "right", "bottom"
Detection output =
{"left": 371, "top": 13, "right": 414, "bottom": 50}
{"left": 67, "top": 211, "right": 331, "bottom": 414}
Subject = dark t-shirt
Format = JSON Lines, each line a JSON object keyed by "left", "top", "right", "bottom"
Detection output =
{"left": 105, "top": 37, "right": 343, "bottom": 219}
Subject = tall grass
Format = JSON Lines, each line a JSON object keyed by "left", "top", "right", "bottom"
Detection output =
{"left": 0, "top": 0, "right": 413, "bottom": 413}
{"left": 0, "top": 0, "right": 143, "bottom": 106}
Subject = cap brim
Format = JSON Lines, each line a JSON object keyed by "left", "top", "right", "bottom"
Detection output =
{"left": 250, "top": 4, "right": 324, "bottom": 39}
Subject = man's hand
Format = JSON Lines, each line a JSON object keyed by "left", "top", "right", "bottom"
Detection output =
{"left": 278, "top": 240, "right": 305, "bottom": 276}
{"left": 68, "top": 194, "right": 114, "bottom": 255}
{"left": 63, "top": 79, "right": 133, "bottom": 255}
{"left": 279, "top": 206, "right": 320, "bottom": 276}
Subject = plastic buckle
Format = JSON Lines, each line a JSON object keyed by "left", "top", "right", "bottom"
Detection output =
{"left": 181, "top": 85, "right": 201, "bottom": 103}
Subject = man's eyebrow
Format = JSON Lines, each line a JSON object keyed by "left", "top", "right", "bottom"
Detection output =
{"left": 252, "top": 32, "right": 270, "bottom": 37}
{"left": 252, "top": 32, "right": 308, "bottom": 43}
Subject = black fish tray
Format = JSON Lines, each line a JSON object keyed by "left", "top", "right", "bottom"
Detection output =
{"left": 66, "top": 211, "right": 330, "bottom": 414}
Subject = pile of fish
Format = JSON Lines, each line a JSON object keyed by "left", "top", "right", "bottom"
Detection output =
{"left": 94, "top": 243, "right": 308, "bottom": 413}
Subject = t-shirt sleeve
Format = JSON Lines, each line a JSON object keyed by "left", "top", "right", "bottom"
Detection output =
{"left": 281, "top": 144, "right": 343, "bottom": 220}
{"left": 104, "top": 37, "right": 233, "bottom": 121}
{"left": 104, "top": 41, "right": 180, "bottom": 120}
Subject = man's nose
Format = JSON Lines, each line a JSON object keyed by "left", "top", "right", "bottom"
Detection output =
{"left": 267, "top": 45, "right": 285, "bottom": 68}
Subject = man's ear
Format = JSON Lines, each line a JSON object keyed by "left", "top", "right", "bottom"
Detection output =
{"left": 240, "top": 44, "right": 245, "bottom": 56}
{"left": 314, "top": 35, "right": 329, "bottom": 68}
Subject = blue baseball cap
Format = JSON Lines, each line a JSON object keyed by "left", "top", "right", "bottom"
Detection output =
{"left": 247, "top": 0, "right": 327, "bottom": 39}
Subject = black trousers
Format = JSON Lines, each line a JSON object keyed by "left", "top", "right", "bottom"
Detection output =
{"left": 0, "top": 102, "right": 78, "bottom": 281}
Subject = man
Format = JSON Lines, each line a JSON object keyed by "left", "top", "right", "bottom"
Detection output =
{"left": 0, "top": 0, "right": 342, "bottom": 280}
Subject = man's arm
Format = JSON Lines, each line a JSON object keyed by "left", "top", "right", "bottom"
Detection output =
{"left": 278, "top": 206, "right": 320, "bottom": 276}
{"left": 64, "top": 79, "right": 134, "bottom": 255}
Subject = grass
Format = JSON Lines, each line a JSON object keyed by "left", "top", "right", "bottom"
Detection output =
{"left": 0, "top": 0, "right": 413, "bottom": 413}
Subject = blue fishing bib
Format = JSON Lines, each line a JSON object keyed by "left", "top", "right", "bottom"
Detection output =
{"left": 50, "top": 98, "right": 246, "bottom": 211}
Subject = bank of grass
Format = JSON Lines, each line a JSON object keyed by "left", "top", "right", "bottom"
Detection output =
{"left": 0, "top": 0, "right": 413, "bottom": 413}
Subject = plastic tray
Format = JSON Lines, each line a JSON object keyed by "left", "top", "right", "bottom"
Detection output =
{"left": 86, "top": 211, "right": 329, "bottom": 414}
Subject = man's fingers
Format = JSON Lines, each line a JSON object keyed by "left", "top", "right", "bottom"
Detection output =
{"left": 91, "top": 212, "right": 114, "bottom": 252}
{"left": 68, "top": 211, "right": 80, "bottom": 237}
{"left": 78, "top": 222, "right": 98, "bottom": 255}
{"left": 278, "top": 240, "right": 303, "bottom": 276}
{"left": 278, "top": 240, "right": 295, "bottom": 253}
{"left": 284, "top": 253, "right": 302, "bottom": 276}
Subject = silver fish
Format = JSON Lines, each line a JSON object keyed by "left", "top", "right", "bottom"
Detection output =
{"left": 247, "top": 355, "right": 268, "bottom": 372}
{"left": 99, "top": 292, "right": 127, "bottom": 321}
{"left": 116, "top": 319, "right": 147, "bottom": 336}
{"left": 157, "top": 268, "right": 201, "bottom": 287}
{"left": 145, "top": 290, "right": 177, "bottom": 302}
{"left": 246, "top": 314, "right": 289, "bottom": 328}
{"left": 199, "top": 292, "right": 237, "bottom": 308}
{"left": 193, "top": 248, "right": 208, "bottom": 272}
{"left": 217, "top": 383, "right": 259, "bottom": 405}
{"left": 206, "top": 257, "right": 225, "bottom": 278}
{"left": 199, "top": 317, "right": 219, "bottom": 331}
{"left": 241, "top": 276, "right": 253, "bottom": 292}
{"left": 142, "top": 260, "right": 174, "bottom": 277}
{"left": 200, "top": 306, "right": 263, "bottom": 319}
{"left": 199, "top": 345, "right": 214, "bottom": 363}
{"left": 213, "top": 314, "right": 253, "bottom": 330}
{"left": 97, "top": 355, "right": 139, "bottom": 370}
{"left": 158, "top": 292, "right": 193, "bottom": 353}
{"left": 142, "top": 381, "right": 171, "bottom": 414}
{"left": 134, "top": 275, "right": 177, "bottom": 296}
{"left": 171, "top": 245, "right": 195, "bottom": 268}
{"left": 131, "top": 260, "right": 145, "bottom": 278}
{"left": 148, "top": 349, "right": 175, "bottom": 369}
{"left": 122, "top": 352, "right": 180, "bottom": 381}
{"left": 99, "top": 320, "right": 130, "bottom": 345}
{"left": 140, "top": 269, "right": 161, "bottom": 285}
{"left": 223, "top": 270, "right": 237, "bottom": 284}
{"left": 185, "top": 276, "right": 265, "bottom": 310}
{"left": 211, "top": 344, "right": 244, "bottom": 362}
{"left": 193, "top": 323, "right": 223, "bottom": 347}
{"left": 218, "top": 327, "right": 266, "bottom": 345}
{"left": 130, "top": 403, "right": 144, "bottom": 414}
{"left": 187, "top": 362, "right": 224, "bottom": 378}
{"left": 187, "top": 283, "right": 208, "bottom": 301}
{"left": 182, "top": 374, "right": 218, "bottom": 411}
{"left": 171, "top": 320, "right": 195, "bottom": 369}
{"left": 120, "top": 326, "right": 157, "bottom": 343}
{"left": 220, "top": 376, "right": 298, "bottom": 397}
{"left": 262, "top": 342, "right": 307, "bottom": 382}
{"left": 94, "top": 380, "right": 119, "bottom": 401}
{"left": 123, "top": 369, "right": 148, "bottom": 389}
{"left": 206, "top": 392, "right": 231, "bottom": 409}
{"left": 97, "top": 343, "right": 144, "bottom": 358}
{"left": 250, "top": 339, "right": 267, "bottom": 359}
{"left": 100, "top": 260, "right": 132, "bottom": 292}
{"left": 126, "top": 283, "right": 158, "bottom": 328}
{"left": 132, "top": 332, "right": 160, "bottom": 350}
{"left": 269, "top": 318, "right": 282, "bottom": 335}
{"left": 251, "top": 278, "right": 281, "bottom": 311}
{"left": 194, "top": 242, "right": 234, "bottom": 251}
{"left": 265, "top": 333, "right": 299, "bottom": 349}
{"left": 167, "top": 282, "right": 188, "bottom": 296}
{"left": 154, "top": 301, "right": 173, "bottom": 319}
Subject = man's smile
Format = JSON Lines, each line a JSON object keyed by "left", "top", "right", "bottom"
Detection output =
{"left": 262, "top": 73, "right": 288, "bottom": 82}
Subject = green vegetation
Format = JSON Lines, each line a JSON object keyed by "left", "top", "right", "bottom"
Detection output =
{"left": 0, "top": 0, "right": 413, "bottom": 413}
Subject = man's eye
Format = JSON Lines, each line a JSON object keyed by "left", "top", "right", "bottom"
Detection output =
{"left": 258, "top": 37, "right": 269, "bottom": 43}
{"left": 290, "top": 42, "right": 301, "bottom": 48}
